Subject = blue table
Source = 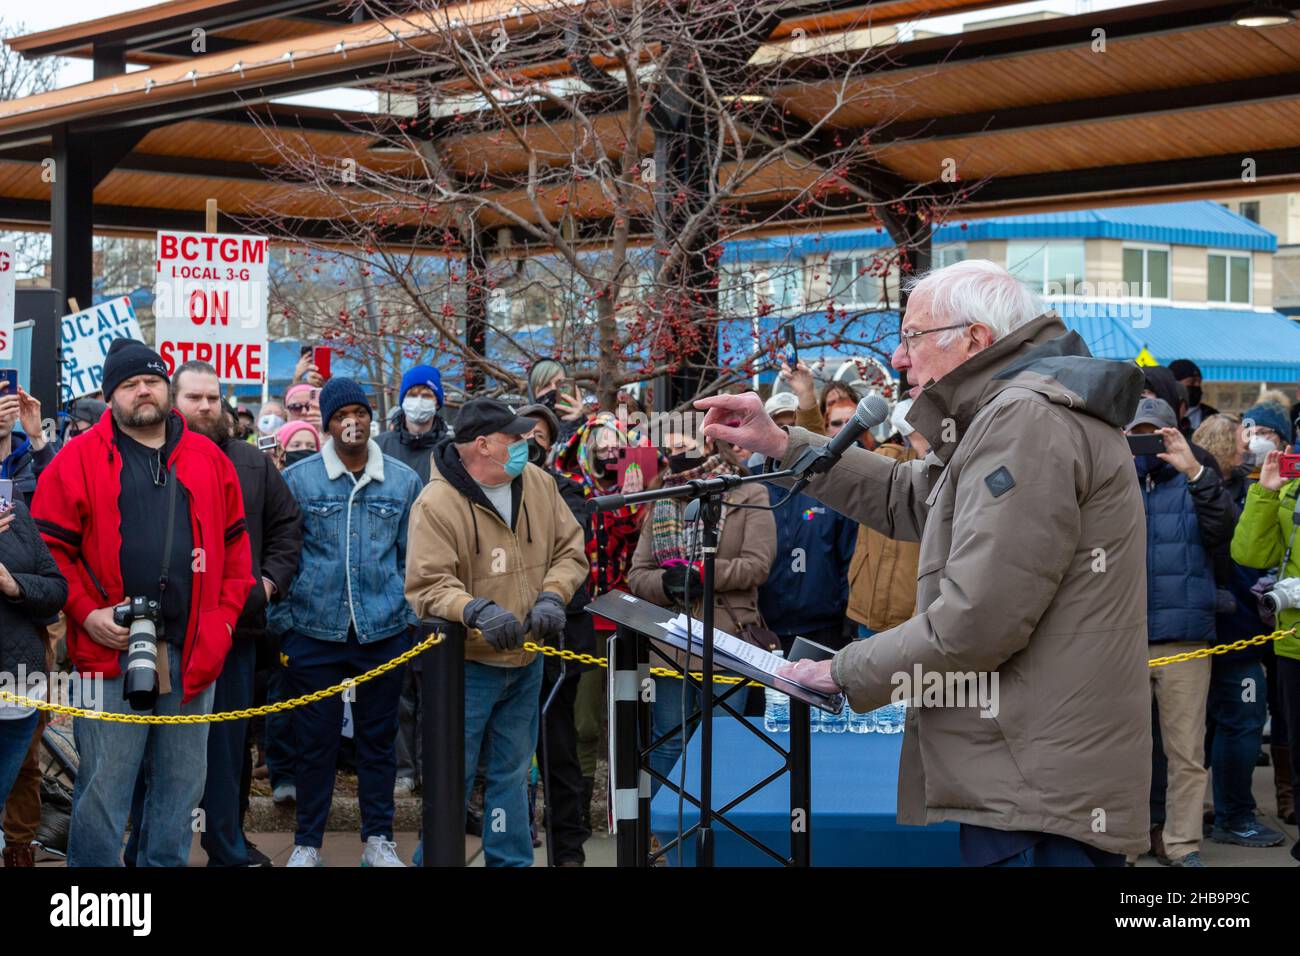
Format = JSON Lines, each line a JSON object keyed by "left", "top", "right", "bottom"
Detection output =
{"left": 649, "top": 717, "right": 960, "bottom": 866}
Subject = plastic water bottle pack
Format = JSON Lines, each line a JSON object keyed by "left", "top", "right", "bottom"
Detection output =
{"left": 763, "top": 650, "right": 790, "bottom": 733}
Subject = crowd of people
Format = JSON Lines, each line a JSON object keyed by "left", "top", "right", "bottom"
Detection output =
{"left": 0, "top": 258, "right": 1297, "bottom": 868}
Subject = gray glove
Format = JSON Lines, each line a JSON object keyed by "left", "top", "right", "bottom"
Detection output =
{"left": 526, "top": 591, "right": 567, "bottom": 641}
{"left": 463, "top": 598, "right": 525, "bottom": 651}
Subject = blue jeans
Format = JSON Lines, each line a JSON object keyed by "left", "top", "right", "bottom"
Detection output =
{"left": 68, "top": 648, "right": 215, "bottom": 867}
{"left": 464, "top": 657, "right": 544, "bottom": 867}
{"left": 0, "top": 712, "right": 39, "bottom": 808}
{"left": 650, "top": 676, "right": 699, "bottom": 796}
{"left": 200, "top": 636, "right": 257, "bottom": 865}
{"left": 264, "top": 659, "right": 296, "bottom": 790}
{"left": 1205, "top": 651, "right": 1267, "bottom": 828}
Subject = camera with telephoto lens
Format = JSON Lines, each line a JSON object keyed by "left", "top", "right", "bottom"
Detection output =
{"left": 1263, "top": 578, "right": 1300, "bottom": 615}
{"left": 114, "top": 596, "right": 162, "bottom": 711}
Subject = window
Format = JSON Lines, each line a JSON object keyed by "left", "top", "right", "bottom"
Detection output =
{"left": 1207, "top": 252, "right": 1252, "bottom": 304}
{"left": 935, "top": 244, "right": 966, "bottom": 269}
{"left": 828, "top": 256, "right": 880, "bottom": 307}
{"left": 1006, "top": 241, "right": 1085, "bottom": 294}
{"left": 1239, "top": 201, "right": 1261, "bottom": 224}
{"left": 719, "top": 265, "right": 803, "bottom": 316}
{"left": 1121, "top": 246, "right": 1170, "bottom": 299}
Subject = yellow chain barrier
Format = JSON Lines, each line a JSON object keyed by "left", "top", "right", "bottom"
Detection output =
{"left": 1146, "top": 626, "right": 1295, "bottom": 668}
{"left": 3, "top": 625, "right": 1291, "bottom": 724}
{"left": 0, "top": 632, "right": 444, "bottom": 724}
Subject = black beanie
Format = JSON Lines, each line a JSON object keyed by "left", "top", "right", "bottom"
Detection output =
{"left": 101, "top": 338, "right": 169, "bottom": 400}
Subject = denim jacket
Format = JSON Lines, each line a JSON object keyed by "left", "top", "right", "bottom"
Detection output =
{"left": 268, "top": 438, "right": 423, "bottom": 643}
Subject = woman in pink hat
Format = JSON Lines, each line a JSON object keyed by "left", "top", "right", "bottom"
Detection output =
{"left": 285, "top": 382, "right": 322, "bottom": 432}
{"left": 274, "top": 420, "right": 321, "bottom": 471}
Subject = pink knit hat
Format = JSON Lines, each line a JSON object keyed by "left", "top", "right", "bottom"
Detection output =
{"left": 277, "top": 420, "right": 320, "bottom": 449}
{"left": 285, "top": 382, "right": 316, "bottom": 407}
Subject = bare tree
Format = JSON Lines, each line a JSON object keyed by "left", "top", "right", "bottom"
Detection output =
{"left": 251, "top": 0, "right": 965, "bottom": 408}
{"left": 0, "top": 18, "right": 61, "bottom": 279}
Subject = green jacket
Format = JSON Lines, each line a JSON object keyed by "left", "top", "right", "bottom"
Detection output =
{"left": 1229, "top": 480, "right": 1300, "bottom": 661}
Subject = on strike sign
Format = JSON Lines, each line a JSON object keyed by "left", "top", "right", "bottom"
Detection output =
{"left": 0, "top": 240, "right": 15, "bottom": 359}
{"left": 61, "top": 296, "right": 145, "bottom": 401}
{"left": 154, "top": 230, "right": 268, "bottom": 383}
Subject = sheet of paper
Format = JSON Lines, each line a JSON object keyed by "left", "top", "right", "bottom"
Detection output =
{"left": 663, "top": 614, "right": 787, "bottom": 678}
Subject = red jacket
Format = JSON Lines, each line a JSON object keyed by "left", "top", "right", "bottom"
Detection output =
{"left": 31, "top": 409, "right": 253, "bottom": 702}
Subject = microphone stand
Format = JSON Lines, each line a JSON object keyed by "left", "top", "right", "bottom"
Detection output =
{"left": 593, "top": 459, "right": 822, "bottom": 867}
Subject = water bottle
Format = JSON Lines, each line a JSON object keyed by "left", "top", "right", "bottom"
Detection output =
{"left": 823, "top": 697, "right": 848, "bottom": 733}
{"left": 763, "top": 651, "right": 790, "bottom": 733}
{"left": 847, "top": 698, "right": 874, "bottom": 733}
{"left": 873, "top": 700, "right": 907, "bottom": 734}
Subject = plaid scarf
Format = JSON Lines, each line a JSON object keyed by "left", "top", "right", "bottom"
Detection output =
{"left": 649, "top": 454, "right": 734, "bottom": 566}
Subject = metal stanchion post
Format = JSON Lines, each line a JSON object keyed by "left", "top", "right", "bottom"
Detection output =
{"left": 421, "top": 619, "right": 464, "bottom": 867}
{"left": 789, "top": 699, "right": 812, "bottom": 867}
{"left": 612, "top": 623, "right": 644, "bottom": 866}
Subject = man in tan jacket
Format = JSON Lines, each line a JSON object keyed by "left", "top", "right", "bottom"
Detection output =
{"left": 698, "top": 260, "right": 1149, "bottom": 866}
{"left": 405, "top": 399, "right": 588, "bottom": 867}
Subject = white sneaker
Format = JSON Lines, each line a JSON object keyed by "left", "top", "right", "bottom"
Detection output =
{"left": 272, "top": 783, "right": 297, "bottom": 805}
{"left": 361, "top": 836, "right": 405, "bottom": 867}
{"left": 286, "top": 845, "right": 322, "bottom": 867}
{"left": 393, "top": 777, "right": 416, "bottom": 797}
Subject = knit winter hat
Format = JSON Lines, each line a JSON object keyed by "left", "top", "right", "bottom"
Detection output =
{"left": 101, "top": 338, "right": 168, "bottom": 400}
{"left": 1243, "top": 402, "right": 1293, "bottom": 445}
{"left": 276, "top": 420, "right": 321, "bottom": 450}
{"left": 318, "top": 377, "right": 371, "bottom": 429}
{"left": 400, "top": 364, "right": 444, "bottom": 405}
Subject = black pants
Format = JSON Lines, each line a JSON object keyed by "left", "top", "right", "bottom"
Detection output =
{"left": 537, "top": 650, "right": 591, "bottom": 865}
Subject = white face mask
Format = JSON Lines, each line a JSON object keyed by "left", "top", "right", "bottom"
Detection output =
{"left": 402, "top": 395, "right": 439, "bottom": 424}
{"left": 258, "top": 413, "right": 285, "bottom": 435}
{"left": 1248, "top": 435, "right": 1278, "bottom": 464}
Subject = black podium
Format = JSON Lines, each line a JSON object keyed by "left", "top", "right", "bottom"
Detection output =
{"left": 586, "top": 590, "right": 843, "bottom": 867}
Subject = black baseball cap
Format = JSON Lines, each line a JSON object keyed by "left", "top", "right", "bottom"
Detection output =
{"left": 455, "top": 398, "right": 535, "bottom": 442}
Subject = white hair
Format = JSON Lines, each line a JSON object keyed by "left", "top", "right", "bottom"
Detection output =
{"left": 903, "top": 259, "right": 1045, "bottom": 347}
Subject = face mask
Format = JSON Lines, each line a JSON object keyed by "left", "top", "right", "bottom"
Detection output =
{"left": 1248, "top": 436, "right": 1278, "bottom": 465}
{"left": 1134, "top": 454, "right": 1162, "bottom": 478}
{"left": 593, "top": 455, "right": 616, "bottom": 478}
{"left": 667, "top": 452, "right": 694, "bottom": 474}
{"left": 402, "top": 396, "right": 438, "bottom": 424}
{"left": 492, "top": 439, "right": 529, "bottom": 478}
{"left": 527, "top": 438, "right": 548, "bottom": 467}
{"left": 259, "top": 413, "right": 285, "bottom": 434}
{"left": 1186, "top": 386, "right": 1203, "bottom": 407}
{"left": 284, "top": 449, "right": 316, "bottom": 466}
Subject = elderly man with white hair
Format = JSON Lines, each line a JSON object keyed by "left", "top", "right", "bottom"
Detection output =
{"left": 698, "top": 260, "right": 1151, "bottom": 866}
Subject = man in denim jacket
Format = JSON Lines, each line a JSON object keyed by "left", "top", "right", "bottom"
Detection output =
{"left": 268, "top": 378, "right": 422, "bottom": 868}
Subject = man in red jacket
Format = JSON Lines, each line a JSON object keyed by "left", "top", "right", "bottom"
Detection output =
{"left": 31, "top": 338, "right": 252, "bottom": 867}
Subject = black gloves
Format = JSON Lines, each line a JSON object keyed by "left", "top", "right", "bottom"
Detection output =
{"left": 661, "top": 564, "right": 702, "bottom": 608}
{"left": 463, "top": 598, "right": 525, "bottom": 651}
{"left": 526, "top": 591, "right": 567, "bottom": 641}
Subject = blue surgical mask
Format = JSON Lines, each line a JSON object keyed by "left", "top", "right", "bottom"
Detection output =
{"left": 504, "top": 439, "right": 529, "bottom": 477}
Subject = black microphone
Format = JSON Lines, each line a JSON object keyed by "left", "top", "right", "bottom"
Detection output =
{"left": 820, "top": 393, "right": 891, "bottom": 466}
{"left": 788, "top": 392, "right": 891, "bottom": 486}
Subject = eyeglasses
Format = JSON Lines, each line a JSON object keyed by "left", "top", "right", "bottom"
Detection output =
{"left": 898, "top": 322, "right": 971, "bottom": 356}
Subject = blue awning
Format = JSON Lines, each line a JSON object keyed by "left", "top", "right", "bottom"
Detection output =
{"left": 1053, "top": 302, "right": 1300, "bottom": 382}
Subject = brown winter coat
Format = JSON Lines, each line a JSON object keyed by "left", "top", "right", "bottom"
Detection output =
{"left": 780, "top": 313, "right": 1150, "bottom": 856}
{"left": 847, "top": 443, "right": 922, "bottom": 631}
{"left": 404, "top": 442, "right": 588, "bottom": 668}
{"left": 626, "top": 481, "right": 777, "bottom": 668}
